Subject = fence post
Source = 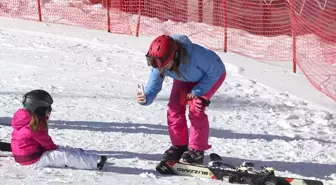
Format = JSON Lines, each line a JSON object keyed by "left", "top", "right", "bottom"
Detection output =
{"left": 212, "top": 0, "right": 219, "bottom": 26}
{"left": 135, "top": 0, "right": 143, "bottom": 36}
{"left": 106, "top": 0, "right": 111, "bottom": 32}
{"left": 223, "top": 0, "right": 227, "bottom": 52}
{"left": 37, "top": 0, "right": 42, "bottom": 22}
{"left": 262, "top": 5, "right": 270, "bottom": 36}
{"left": 120, "top": 0, "right": 123, "bottom": 11}
{"left": 289, "top": 0, "right": 297, "bottom": 73}
{"left": 198, "top": 0, "right": 203, "bottom": 22}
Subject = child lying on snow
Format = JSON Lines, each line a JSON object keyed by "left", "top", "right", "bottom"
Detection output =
{"left": 10, "top": 89, "right": 107, "bottom": 170}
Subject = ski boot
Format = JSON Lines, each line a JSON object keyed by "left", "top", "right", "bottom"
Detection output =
{"left": 162, "top": 145, "right": 188, "bottom": 162}
{"left": 97, "top": 156, "right": 107, "bottom": 170}
{"left": 180, "top": 149, "right": 204, "bottom": 164}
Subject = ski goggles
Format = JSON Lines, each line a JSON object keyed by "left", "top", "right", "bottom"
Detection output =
{"left": 145, "top": 54, "right": 170, "bottom": 68}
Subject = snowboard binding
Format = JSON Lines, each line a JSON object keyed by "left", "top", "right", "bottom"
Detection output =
{"left": 209, "top": 153, "right": 278, "bottom": 185}
{"left": 229, "top": 163, "right": 277, "bottom": 185}
{"left": 236, "top": 161, "right": 255, "bottom": 172}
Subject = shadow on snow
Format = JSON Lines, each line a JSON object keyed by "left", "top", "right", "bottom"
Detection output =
{"left": 0, "top": 117, "right": 335, "bottom": 179}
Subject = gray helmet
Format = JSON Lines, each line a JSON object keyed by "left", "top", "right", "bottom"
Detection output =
{"left": 22, "top": 90, "right": 53, "bottom": 114}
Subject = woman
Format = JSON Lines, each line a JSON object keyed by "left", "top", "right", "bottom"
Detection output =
{"left": 137, "top": 34, "right": 226, "bottom": 164}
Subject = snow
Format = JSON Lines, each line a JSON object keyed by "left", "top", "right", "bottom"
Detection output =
{"left": 0, "top": 16, "right": 335, "bottom": 185}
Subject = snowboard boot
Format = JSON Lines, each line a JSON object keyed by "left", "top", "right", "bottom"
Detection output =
{"left": 180, "top": 149, "right": 204, "bottom": 164}
{"left": 162, "top": 145, "right": 188, "bottom": 161}
{"left": 0, "top": 142, "right": 11, "bottom": 152}
{"left": 97, "top": 156, "right": 107, "bottom": 170}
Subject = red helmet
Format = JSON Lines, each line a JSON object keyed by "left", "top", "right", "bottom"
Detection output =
{"left": 146, "top": 35, "right": 179, "bottom": 68}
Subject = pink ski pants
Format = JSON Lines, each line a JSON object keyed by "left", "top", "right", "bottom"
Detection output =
{"left": 167, "top": 72, "right": 226, "bottom": 151}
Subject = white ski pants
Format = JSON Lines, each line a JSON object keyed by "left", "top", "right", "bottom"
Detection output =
{"left": 30, "top": 147, "right": 100, "bottom": 170}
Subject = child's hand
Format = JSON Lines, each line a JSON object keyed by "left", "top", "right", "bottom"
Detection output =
{"left": 137, "top": 92, "right": 146, "bottom": 104}
{"left": 186, "top": 93, "right": 197, "bottom": 100}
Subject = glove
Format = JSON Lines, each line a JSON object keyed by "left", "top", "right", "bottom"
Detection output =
{"left": 194, "top": 96, "right": 211, "bottom": 112}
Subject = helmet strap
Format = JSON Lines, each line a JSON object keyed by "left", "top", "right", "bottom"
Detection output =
{"left": 174, "top": 50, "right": 180, "bottom": 60}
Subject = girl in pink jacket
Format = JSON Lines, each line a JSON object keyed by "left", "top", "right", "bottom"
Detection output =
{"left": 11, "top": 90, "right": 107, "bottom": 170}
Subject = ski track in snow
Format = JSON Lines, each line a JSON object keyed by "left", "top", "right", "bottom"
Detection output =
{"left": 0, "top": 18, "right": 335, "bottom": 185}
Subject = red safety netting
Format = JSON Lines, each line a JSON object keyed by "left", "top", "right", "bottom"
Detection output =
{"left": 0, "top": 0, "right": 335, "bottom": 101}
{"left": 292, "top": 1, "right": 336, "bottom": 102}
{"left": 0, "top": 0, "right": 38, "bottom": 20}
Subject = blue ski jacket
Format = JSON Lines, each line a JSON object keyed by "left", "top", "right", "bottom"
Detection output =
{"left": 143, "top": 34, "right": 226, "bottom": 105}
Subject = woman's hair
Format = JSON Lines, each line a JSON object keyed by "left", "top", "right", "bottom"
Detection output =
{"left": 29, "top": 111, "right": 48, "bottom": 132}
{"left": 158, "top": 43, "right": 188, "bottom": 79}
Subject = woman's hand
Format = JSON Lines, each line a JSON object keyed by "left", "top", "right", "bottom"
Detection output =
{"left": 186, "top": 93, "right": 197, "bottom": 100}
{"left": 137, "top": 92, "right": 146, "bottom": 104}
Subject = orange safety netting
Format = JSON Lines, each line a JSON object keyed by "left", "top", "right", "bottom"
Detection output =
{"left": 0, "top": 0, "right": 335, "bottom": 101}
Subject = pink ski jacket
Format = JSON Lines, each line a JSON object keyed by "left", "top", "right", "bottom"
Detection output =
{"left": 11, "top": 108, "right": 58, "bottom": 165}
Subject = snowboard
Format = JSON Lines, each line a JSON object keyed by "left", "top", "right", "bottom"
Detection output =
{"left": 155, "top": 153, "right": 323, "bottom": 185}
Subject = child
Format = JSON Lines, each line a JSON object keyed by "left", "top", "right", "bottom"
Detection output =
{"left": 136, "top": 34, "right": 226, "bottom": 164}
{"left": 11, "top": 89, "right": 107, "bottom": 170}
